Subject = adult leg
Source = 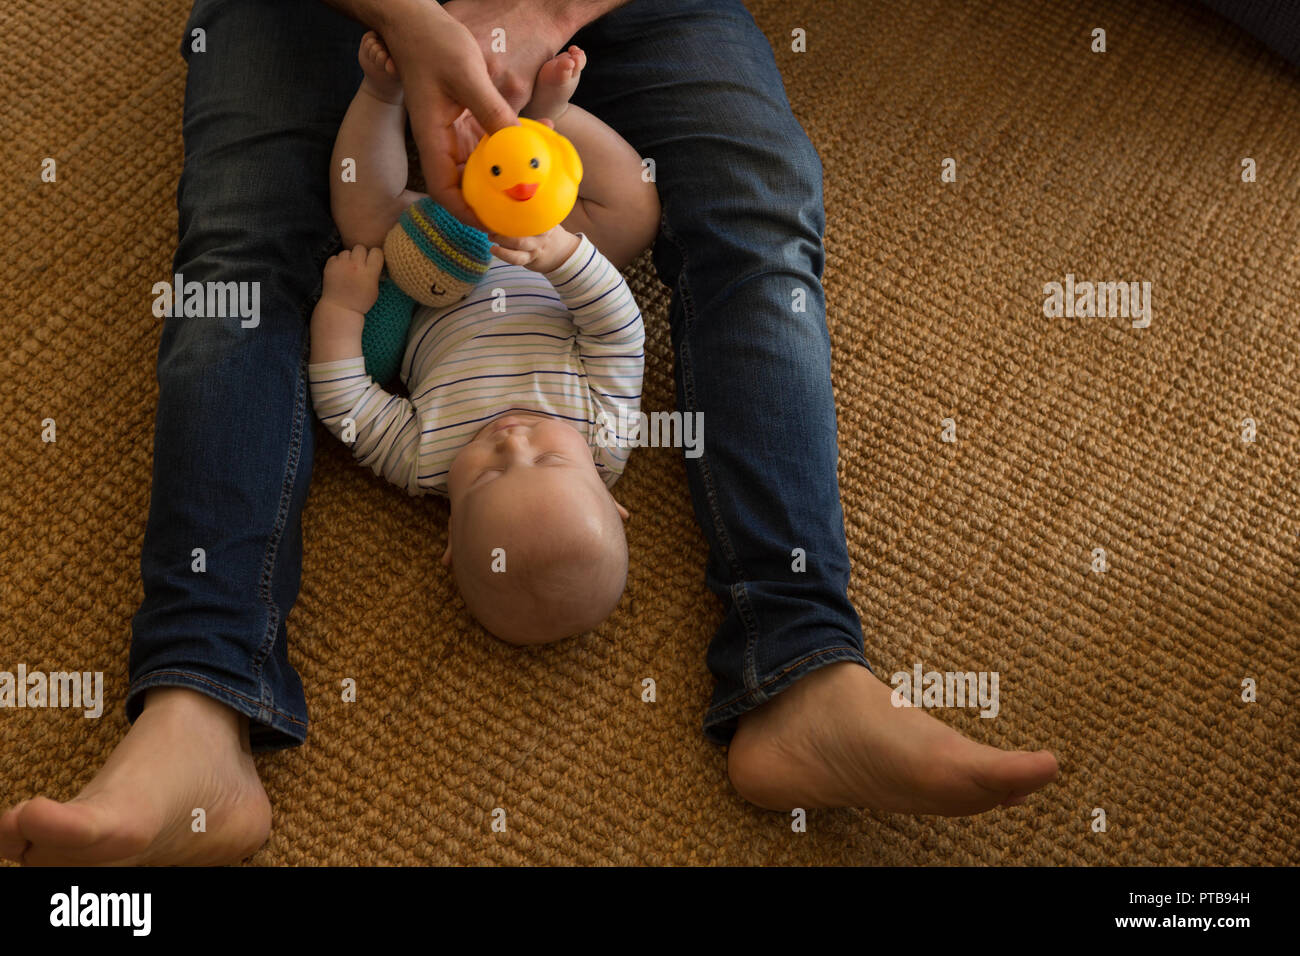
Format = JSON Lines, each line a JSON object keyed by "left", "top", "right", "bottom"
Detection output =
{"left": 128, "top": 0, "right": 364, "bottom": 751}
{"left": 0, "top": 0, "right": 365, "bottom": 864}
{"left": 572, "top": 0, "right": 867, "bottom": 747}
{"left": 569, "top": 0, "right": 1059, "bottom": 813}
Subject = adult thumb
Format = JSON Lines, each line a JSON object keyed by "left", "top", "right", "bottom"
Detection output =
{"left": 453, "top": 70, "right": 517, "bottom": 136}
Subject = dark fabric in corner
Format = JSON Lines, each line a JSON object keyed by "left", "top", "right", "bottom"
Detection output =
{"left": 1197, "top": 0, "right": 1300, "bottom": 69}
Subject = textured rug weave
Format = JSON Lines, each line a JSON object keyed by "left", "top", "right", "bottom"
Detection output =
{"left": 1, "top": 0, "right": 1296, "bottom": 865}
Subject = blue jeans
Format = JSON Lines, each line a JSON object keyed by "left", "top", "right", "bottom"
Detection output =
{"left": 128, "top": 0, "right": 871, "bottom": 751}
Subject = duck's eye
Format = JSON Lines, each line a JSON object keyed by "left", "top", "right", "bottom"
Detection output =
{"left": 490, "top": 165, "right": 501, "bottom": 176}
{"left": 529, "top": 157, "right": 540, "bottom": 169}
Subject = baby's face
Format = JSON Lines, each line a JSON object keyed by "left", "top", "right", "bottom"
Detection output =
{"left": 445, "top": 412, "right": 629, "bottom": 644}
{"left": 447, "top": 412, "right": 601, "bottom": 502}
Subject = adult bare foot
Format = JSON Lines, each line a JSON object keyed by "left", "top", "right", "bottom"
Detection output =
{"left": 727, "top": 661, "right": 1059, "bottom": 815}
{"left": 0, "top": 687, "right": 271, "bottom": 865}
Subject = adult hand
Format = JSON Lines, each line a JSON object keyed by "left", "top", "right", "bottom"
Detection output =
{"left": 380, "top": 0, "right": 518, "bottom": 229}
{"left": 442, "top": 0, "right": 572, "bottom": 113}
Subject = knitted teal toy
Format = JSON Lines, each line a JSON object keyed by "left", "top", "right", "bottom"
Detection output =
{"left": 361, "top": 197, "right": 493, "bottom": 384}
{"left": 361, "top": 276, "right": 418, "bottom": 385}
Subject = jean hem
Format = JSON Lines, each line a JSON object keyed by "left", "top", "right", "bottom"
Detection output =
{"left": 125, "top": 669, "right": 308, "bottom": 753}
{"left": 701, "top": 646, "right": 873, "bottom": 747}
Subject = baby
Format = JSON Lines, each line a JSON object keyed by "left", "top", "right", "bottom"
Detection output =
{"left": 309, "top": 34, "right": 660, "bottom": 645}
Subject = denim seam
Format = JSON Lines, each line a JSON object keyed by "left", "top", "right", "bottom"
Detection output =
{"left": 129, "top": 669, "right": 307, "bottom": 728}
{"left": 249, "top": 385, "right": 301, "bottom": 710}
{"left": 730, "top": 582, "right": 762, "bottom": 691}
{"left": 248, "top": 229, "right": 338, "bottom": 717}
{"left": 705, "top": 645, "right": 869, "bottom": 719}
{"left": 663, "top": 212, "right": 766, "bottom": 693}
{"left": 662, "top": 215, "right": 746, "bottom": 584}
{"left": 306, "top": 227, "right": 342, "bottom": 305}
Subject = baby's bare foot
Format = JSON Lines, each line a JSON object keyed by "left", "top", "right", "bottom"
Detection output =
{"left": 727, "top": 661, "right": 1060, "bottom": 816}
{"left": 359, "top": 30, "right": 403, "bottom": 105}
{"left": 0, "top": 687, "right": 271, "bottom": 865}
{"left": 522, "top": 45, "right": 586, "bottom": 122}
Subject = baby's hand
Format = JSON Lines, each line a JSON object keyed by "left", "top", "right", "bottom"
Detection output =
{"left": 488, "top": 226, "right": 580, "bottom": 274}
{"left": 452, "top": 109, "right": 488, "bottom": 167}
{"left": 322, "top": 245, "right": 384, "bottom": 313}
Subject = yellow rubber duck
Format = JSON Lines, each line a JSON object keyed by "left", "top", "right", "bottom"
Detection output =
{"left": 462, "top": 117, "right": 583, "bottom": 237}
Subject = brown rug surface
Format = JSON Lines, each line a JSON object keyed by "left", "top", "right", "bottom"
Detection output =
{"left": 2, "top": 0, "right": 1297, "bottom": 865}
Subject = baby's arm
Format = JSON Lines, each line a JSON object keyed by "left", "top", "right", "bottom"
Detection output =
{"left": 489, "top": 226, "right": 644, "bottom": 399}
{"left": 543, "top": 232, "right": 646, "bottom": 475}
{"left": 490, "top": 225, "right": 644, "bottom": 473}
{"left": 553, "top": 105, "right": 661, "bottom": 271}
{"left": 309, "top": 247, "right": 426, "bottom": 494}
{"left": 330, "top": 49, "right": 426, "bottom": 249}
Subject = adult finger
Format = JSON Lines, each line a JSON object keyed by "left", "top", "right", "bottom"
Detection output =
{"left": 414, "top": 114, "right": 489, "bottom": 231}
{"left": 414, "top": 56, "right": 515, "bottom": 228}
{"left": 445, "top": 40, "right": 518, "bottom": 137}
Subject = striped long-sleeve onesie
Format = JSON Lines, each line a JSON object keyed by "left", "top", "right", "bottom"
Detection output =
{"left": 308, "top": 233, "right": 645, "bottom": 496}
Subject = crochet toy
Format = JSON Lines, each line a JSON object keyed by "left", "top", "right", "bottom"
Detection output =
{"left": 361, "top": 197, "right": 493, "bottom": 384}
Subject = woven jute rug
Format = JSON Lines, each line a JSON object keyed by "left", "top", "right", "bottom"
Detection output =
{"left": 1, "top": 0, "right": 1296, "bottom": 865}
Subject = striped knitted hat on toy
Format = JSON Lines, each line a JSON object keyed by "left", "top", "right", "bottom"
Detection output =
{"left": 383, "top": 197, "right": 493, "bottom": 307}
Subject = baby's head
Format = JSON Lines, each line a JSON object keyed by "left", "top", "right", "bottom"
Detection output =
{"left": 444, "top": 413, "right": 629, "bottom": 645}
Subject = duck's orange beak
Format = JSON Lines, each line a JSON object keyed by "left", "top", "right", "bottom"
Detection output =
{"left": 504, "top": 182, "right": 538, "bottom": 201}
